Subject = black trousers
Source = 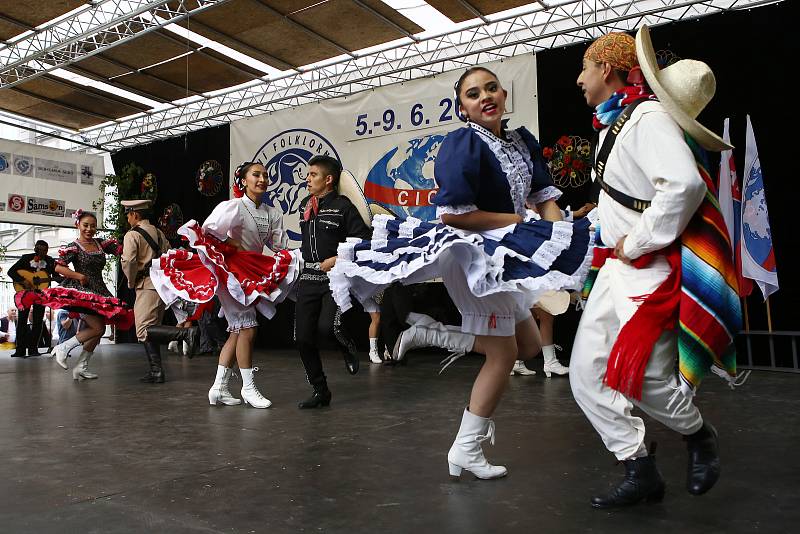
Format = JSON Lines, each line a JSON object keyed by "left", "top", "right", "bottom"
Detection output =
{"left": 379, "top": 283, "right": 413, "bottom": 352}
{"left": 294, "top": 277, "right": 356, "bottom": 390}
{"left": 15, "top": 304, "right": 45, "bottom": 353}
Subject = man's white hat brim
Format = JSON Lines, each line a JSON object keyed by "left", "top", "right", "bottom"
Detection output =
{"left": 636, "top": 25, "right": 732, "bottom": 152}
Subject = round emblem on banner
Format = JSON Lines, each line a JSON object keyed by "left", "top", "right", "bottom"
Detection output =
{"left": 14, "top": 157, "right": 32, "bottom": 176}
{"left": 8, "top": 194, "right": 25, "bottom": 212}
{"left": 196, "top": 160, "right": 224, "bottom": 197}
{"left": 364, "top": 134, "right": 443, "bottom": 222}
{"left": 158, "top": 203, "right": 184, "bottom": 239}
{"left": 0, "top": 154, "right": 9, "bottom": 172}
{"left": 252, "top": 129, "right": 341, "bottom": 243}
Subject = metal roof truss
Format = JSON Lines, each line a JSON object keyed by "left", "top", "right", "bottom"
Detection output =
{"left": 84, "top": 0, "right": 768, "bottom": 150}
{"left": 0, "top": 0, "right": 232, "bottom": 88}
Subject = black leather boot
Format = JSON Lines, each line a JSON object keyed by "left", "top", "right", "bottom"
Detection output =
{"left": 685, "top": 422, "right": 720, "bottom": 495}
{"left": 298, "top": 378, "right": 332, "bottom": 409}
{"left": 145, "top": 325, "right": 200, "bottom": 358}
{"left": 139, "top": 344, "right": 154, "bottom": 382}
{"left": 342, "top": 350, "right": 359, "bottom": 375}
{"left": 591, "top": 447, "right": 666, "bottom": 508}
{"left": 141, "top": 343, "right": 165, "bottom": 383}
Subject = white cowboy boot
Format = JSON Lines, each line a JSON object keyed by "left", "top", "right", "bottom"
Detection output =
{"left": 405, "top": 312, "right": 440, "bottom": 327}
{"left": 239, "top": 367, "right": 272, "bottom": 409}
{"left": 72, "top": 350, "right": 98, "bottom": 380}
{"left": 208, "top": 366, "right": 242, "bottom": 406}
{"left": 52, "top": 336, "right": 82, "bottom": 370}
{"left": 542, "top": 345, "right": 569, "bottom": 377}
{"left": 447, "top": 408, "right": 508, "bottom": 480}
{"left": 392, "top": 321, "right": 474, "bottom": 362}
{"left": 510, "top": 360, "right": 536, "bottom": 376}
{"left": 368, "top": 338, "right": 382, "bottom": 364}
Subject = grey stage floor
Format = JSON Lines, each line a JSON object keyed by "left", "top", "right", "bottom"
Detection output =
{"left": 1, "top": 344, "right": 798, "bottom": 534}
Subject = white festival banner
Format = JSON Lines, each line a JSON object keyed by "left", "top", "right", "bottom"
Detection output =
{"left": 0, "top": 138, "right": 104, "bottom": 227}
{"left": 230, "top": 54, "right": 538, "bottom": 245}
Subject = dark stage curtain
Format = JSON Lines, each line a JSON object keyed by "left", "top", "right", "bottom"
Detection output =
{"left": 110, "top": 125, "right": 230, "bottom": 343}
{"left": 111, "top": 124, "right": 231, "bottom": 238}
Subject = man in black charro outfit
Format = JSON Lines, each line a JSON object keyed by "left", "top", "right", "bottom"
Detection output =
{"left": 295, "top": 155, "right": 371, "bottom": 409}
{"left": 8, "top": 240, "right": 59, "bottom": 357}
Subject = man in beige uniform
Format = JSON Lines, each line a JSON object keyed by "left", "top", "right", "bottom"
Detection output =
{"left": 121, "top": 199, "right": 198, "bottom": 383}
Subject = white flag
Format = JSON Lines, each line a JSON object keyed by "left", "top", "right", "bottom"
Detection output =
{"left": 717, "top": 118, "right": 735, "bottom": 248}
{"left": 740, "top": 115, "right": 779, "bottom": 300}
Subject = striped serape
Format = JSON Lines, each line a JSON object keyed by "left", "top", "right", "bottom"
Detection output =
{"left": 582, "top": 134, "right": 742, "bottom": 398}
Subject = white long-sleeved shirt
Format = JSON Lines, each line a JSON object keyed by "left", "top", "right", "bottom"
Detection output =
{"left": 594, "top": 100, "right": 707, "bottom": 260}
{"left": 203, "top": 196, "right": 287, "bottom": 255}
{"left": 1, "top": 319, "right": 16, "bottom": 343}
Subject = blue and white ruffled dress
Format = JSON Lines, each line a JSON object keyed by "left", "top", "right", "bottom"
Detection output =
{"left": 329, "top": 123, "right": 594, "bottom": 336}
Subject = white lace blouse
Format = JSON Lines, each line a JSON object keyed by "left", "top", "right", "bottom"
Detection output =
{"left": 203, "top": 196, "right": 287, "bottom": 254}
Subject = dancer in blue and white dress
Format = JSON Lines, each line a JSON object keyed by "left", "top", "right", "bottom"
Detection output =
{"left": 330, "top": 67, "right": 594, "bottom": 480}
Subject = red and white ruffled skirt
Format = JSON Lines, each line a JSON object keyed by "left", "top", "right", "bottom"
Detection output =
{"left": 150, "top": 220, "right": 301, "bottom": 323}
{"left": 15, "top": 287, "right": 135, "bottom": 330}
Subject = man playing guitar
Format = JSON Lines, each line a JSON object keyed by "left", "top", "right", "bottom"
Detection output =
{"left": 8, "top": 240, "right": 59, "bottom": 358}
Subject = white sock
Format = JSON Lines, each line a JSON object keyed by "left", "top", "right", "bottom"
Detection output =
{"left": 212, "top": 365, "right": 227, "bottom": 386}
{"left": 369, "top": 338, "right": 379, "bottom": 352}
{"left": 240, "top": 367, "right": 255, "bottom": 388}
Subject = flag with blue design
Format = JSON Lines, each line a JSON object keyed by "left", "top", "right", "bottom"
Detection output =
{"left": 717, "top": 119, "right": 753, "bottom": 297}
{"left": 740, "top": 115, "right": 778, "bottom": 300}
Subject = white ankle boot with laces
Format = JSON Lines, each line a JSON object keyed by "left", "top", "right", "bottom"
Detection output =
{"left": 52, "top": 336, "right": 82, "bottom": 370}
{"left": 510, "top": 360, "right": 536, "bottom": 376}
{"left": 368, "top": 338, "right": 382, "bottom": 364}
{"left": 239, "top": 367, "right": 271, "bottom": 408}
{"left": 392, "top": 314, "right": 474, "bottom": 362}
{"left": 72, "top": 350, "right": 98, "bottom": 380}
{"left": 447, "top": 408, "right": 508, "bottom": 480}
{"left": 542, "top": 344, "right": 569, "bottom": 377}
{"left": 208, "top": 366, "right": 242, "bottom": 406}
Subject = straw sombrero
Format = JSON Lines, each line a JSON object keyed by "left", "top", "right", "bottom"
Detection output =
{"left": 368, "top": 203, "right": 399, "bottom": 219}
{"left": 338, "top": 169, "right": 373, "bottom": 227}
{"left": 636, "top": 25, "right": 732, "bottom": 152}
{"left": 533, "top": 290, "right": 571, "bottom": 316}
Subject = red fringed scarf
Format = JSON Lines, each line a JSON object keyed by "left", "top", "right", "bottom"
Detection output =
{"left": 591, "top": 245, "right": 682, "bottom": 399}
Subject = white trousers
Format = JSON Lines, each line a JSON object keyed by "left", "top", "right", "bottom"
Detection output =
{"left": 570, "top": 257, "right": 704, "bottom": 461}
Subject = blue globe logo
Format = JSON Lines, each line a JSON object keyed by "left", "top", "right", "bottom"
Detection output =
{"left": 364, "top": 134, "right": 443, "bottom": 221}
{"left": 742, "top": 163, "right": 775, "bottom": 270}
{"left": 253, "top": 129, "right": 340, "bottom": 244}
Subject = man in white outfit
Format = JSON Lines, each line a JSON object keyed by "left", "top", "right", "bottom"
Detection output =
{"left": 570, "top": 28, "right": 729, "bottom": 508}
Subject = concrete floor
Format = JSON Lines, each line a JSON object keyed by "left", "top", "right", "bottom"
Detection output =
{"left": 1, "top": 344, "right": 798, "bottom": 534}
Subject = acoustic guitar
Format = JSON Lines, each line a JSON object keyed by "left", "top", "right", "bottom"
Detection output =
{"left": 13, "top": 270, "right": 52, "bottom": 292}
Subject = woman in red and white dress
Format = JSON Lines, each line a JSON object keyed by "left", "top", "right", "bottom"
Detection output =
{"left": 151, "top": 162, "right": 300, "bottom": 408}
{"left": 16, "top": 210, "right": 133, "bottom": 380}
